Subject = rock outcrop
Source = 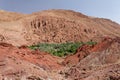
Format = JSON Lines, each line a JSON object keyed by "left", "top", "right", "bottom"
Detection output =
{"left": 0, "top": 9, "right": 120, "bottom": 46}
{"left": 64, "top": 37, "right": 120, "bottom": 80}
{"left": 0, "top": 43, "right": 64, "bottom": 80}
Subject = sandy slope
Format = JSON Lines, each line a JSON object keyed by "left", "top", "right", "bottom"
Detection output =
{"left": 0, "top": 43, "right": 64, "bottom": 80}
{"left": 0, "top": 9, "right": 120, "bottom": 46}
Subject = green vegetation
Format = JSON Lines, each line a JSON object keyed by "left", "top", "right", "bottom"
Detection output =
{"left": 28, "top": 41, "right": 97, "bottom": 57}
{"left": 86, "top": 41, "right": 97, "bottom": 45}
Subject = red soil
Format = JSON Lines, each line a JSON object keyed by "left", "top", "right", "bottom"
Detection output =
{"left": 64, "top": 37, "right": 120, "bottom": 80}
{"left": 0, "top": 9, "right": 120, "bottom": 80}
{"left": 0, "top": 43, "right": 63, "bottom": 79}
{"left": 63, "top": 37, "right": 114, "bottom": 66}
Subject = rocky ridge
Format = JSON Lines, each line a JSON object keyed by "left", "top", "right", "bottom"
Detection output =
{"left": 0, "top": 9, "right": 120, "bottom": 46}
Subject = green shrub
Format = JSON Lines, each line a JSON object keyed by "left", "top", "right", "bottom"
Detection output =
{"left": 28, "top": 41, "right": 97, "bottom": 57}
{"left": 85, "top": 41, "right": 97, "bottom": 45}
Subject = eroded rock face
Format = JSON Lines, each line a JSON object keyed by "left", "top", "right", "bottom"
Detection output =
{"left": 0, "top": 9, "right": 120, "bottom": 80}
{"left": 0, "top": 37, "right": 120, "bottom": 80}
{"left": 64, "top": 37, "right": 120, "bottom": 80}
{"left": 23, "top": 16, "right": 98, "bottom": 44}
{"left": 63, "top": 37, "right": 113, "bottom": 66}
{"left": 0, "top": 34, "right": 5, "bottom": 42}
{"left": 63, "top": 44, "right": 94, "bottom": 66}
{"left": 0, "top": 43, "right": 64, "bottom": 80}
{"left": 0, "top": 9, "right": 120, "bottom": 46}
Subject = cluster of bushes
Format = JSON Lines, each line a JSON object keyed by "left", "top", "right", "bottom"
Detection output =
{"left": 28, "top": 41, "right": 97, "bottom": 57}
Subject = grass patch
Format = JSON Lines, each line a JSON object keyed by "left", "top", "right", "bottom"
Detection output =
{"left": 28, "top": 41, "right": 97, "bottom": 57}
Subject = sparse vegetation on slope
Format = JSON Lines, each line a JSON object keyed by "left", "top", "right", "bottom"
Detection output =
{"left": 29, "top": 41, "right": 97, "bottom": 57}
